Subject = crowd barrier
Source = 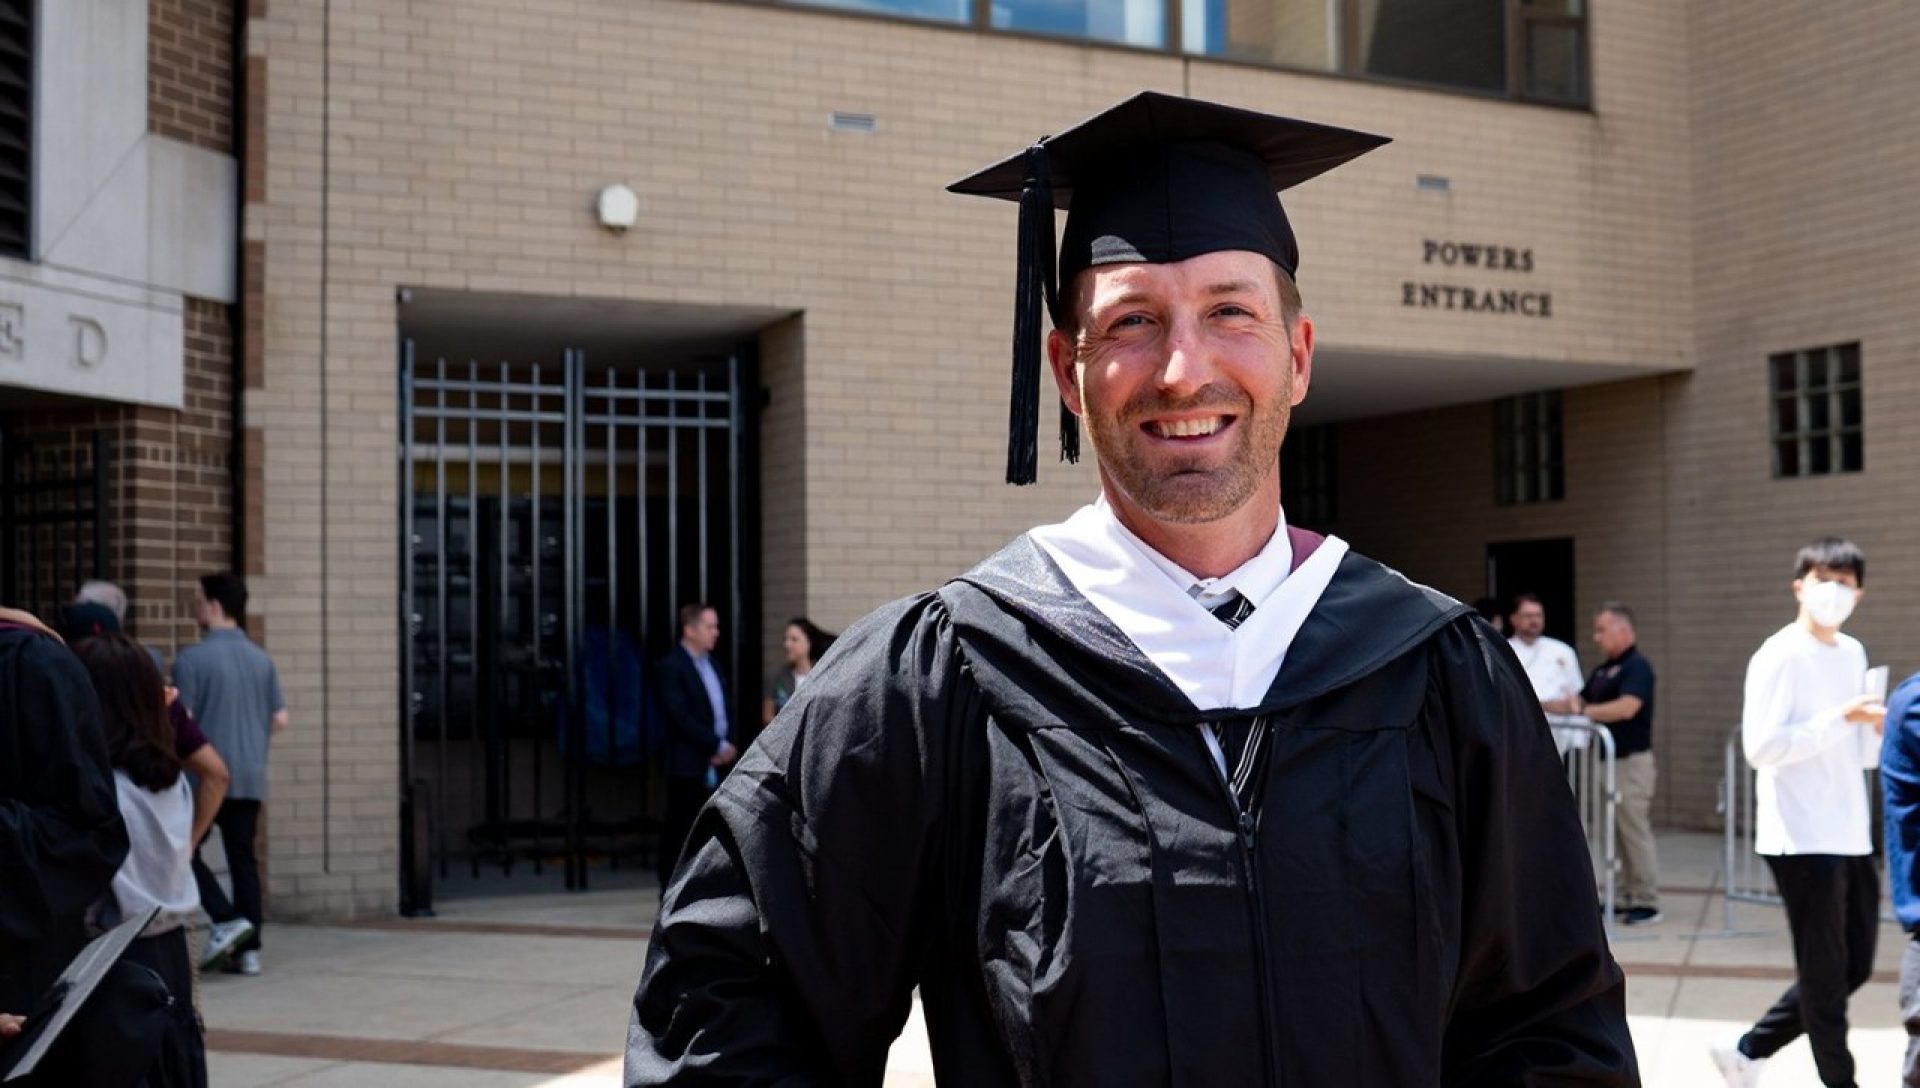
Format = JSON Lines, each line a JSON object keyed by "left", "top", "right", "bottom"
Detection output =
{"left": 1546, "top": 714, "right": 1618, "bottom": 927}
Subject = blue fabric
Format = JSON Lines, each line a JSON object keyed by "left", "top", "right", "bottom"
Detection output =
{"left": 693, "top": 653, "right": 729, "bottom": 743}
{"left": 557, "top": 627, "right": 658, "bottom": 767}
{"left": 1882, "top": 672, "right": 1920, "bottom": 931}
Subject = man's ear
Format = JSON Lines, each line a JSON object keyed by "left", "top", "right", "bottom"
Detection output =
{"left": 1289, "top": 313, "right": 1315, "bottom": 407}
{"left": 1047, "top": 328, "right": 1083, "bottom": 416}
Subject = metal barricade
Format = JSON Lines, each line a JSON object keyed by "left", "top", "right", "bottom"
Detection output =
{"left": 1546, "top": 714, "right": 1617, "bottom": 926}
{"left": 1720, "top": 723, "right": 1893, "bottom": 931}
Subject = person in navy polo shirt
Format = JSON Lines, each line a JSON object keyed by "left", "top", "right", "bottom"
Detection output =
{"left": 1573, "top": 602, "right": 1660, "bottom": 926}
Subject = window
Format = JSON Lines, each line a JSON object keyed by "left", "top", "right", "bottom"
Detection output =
{"left": 1771, "top": 343, "right": 1863, "bottom": 478}
{"left": 1281, "top": 422, "right": 1337, "bottom": 527}
{"left": 1493, "top": 390, "right": 1562, "bottom": 505}
{"left": 782, "top": 0, "right": 1589, "bottom": 105}
{"left": 0, "top": 0, "right": 29, "bottom": 258}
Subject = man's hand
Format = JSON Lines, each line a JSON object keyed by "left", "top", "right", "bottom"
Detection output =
{"left": 711, "top": 741, "right": 738, "bottom": 767}
{"left": 0, "top": 1012, "right": 23, "bottom": 1038}
{"left": 1841, "top": 694, "right": 1886, "bottom": 730}
{"left": 271, "top": 708, "right": 289, "bottom": 735}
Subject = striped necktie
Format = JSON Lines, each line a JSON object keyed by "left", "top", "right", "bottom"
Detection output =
{"left": 1203, "top": 591, "right": 1260, "bottom": 797}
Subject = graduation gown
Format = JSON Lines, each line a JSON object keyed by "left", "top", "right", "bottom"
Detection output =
{"left": 0, "top": 619, "right": 129, "bottom": 1016}
{"left": 627, "top": 539, "right": 1638, "bottom": 1086}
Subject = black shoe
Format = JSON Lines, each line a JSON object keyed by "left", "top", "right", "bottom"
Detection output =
{"left": 1620, "top": 906, "right": 1663, "bottom": 926}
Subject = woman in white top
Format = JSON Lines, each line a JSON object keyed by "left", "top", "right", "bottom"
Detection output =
{"left": 1713, "top": 538, "right": 1886, "bottom": 1088}
{"left": 74, "top": 633, "right": 207, "bottom": 1088}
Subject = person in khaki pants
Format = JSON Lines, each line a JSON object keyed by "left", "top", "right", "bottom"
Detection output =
{"left": 1571, "top": 603, "right": 1661, "bottom": 926}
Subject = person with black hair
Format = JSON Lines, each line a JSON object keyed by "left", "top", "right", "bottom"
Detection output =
{"left": 1714, "top": 537, "right": 1884, "bottom": 1088}
{"left": 762, "top": 617, "right": 836, "bottom": 727}
{"left": 173, "top": 573, "right": 284, "bottom": 977}
{"left": 72, "top": 634, "right": 209, "bottom": 1087}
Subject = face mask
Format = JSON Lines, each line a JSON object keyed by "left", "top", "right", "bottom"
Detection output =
{"left": 1803, "top": 579, "right": 1857, "bottom": 628}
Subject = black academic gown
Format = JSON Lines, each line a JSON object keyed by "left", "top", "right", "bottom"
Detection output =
{"left": 0, "top": 624, "right": 129, "bottom": 1016}
{"left": 627, "top": 538, "right": 1638, "bottom": 1086}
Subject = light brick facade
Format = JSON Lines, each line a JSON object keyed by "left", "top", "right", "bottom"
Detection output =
{"left": 168, "top": 0, "right": 1914, "bottom": 914}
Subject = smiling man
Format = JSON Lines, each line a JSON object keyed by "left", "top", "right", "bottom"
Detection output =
{"left": 626, "top": 92, "right": 1636, "bottom": 1086}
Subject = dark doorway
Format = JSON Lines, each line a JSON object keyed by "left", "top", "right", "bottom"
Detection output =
{"left": 397, "top": 344, "right": 760, "bottom": 910}
{"left": 1486, "top": 537, "right": 1576, "bottom": 645}
{"left": 0, "top": 425, "right": 111, "bottom": 617}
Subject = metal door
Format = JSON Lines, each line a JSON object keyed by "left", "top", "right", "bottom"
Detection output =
{"left": 398, "top": 344, "right": 757, "bottom": 906}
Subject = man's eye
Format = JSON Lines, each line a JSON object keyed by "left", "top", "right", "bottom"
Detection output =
{"left": 1213, "top": 304, "right": 1254, "bottom": 318}
{"left": 1110, "top": 314, "right": 1153, "bottom": 330}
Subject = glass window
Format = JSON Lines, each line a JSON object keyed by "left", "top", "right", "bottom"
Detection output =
{"left": 1493, "top": 390, "right": 1563, "bottom": 506}
{"left": 1281, "top": 423, "right": 1338, "bottom": 527}
{"left": 1771, "top": 342, "right": 1864, "bottom": 479}
{"left": 991, "top": 0, "right": 1165, "bottom": 46}
{"left": 790, "top": 0, "right": 969, "bottom": 24}
{"left": 0, "top": 0, "right": 29, "bottom": 258}
{"left": 1355, "top": 0, "right": 1506, "bottom": 95}
{"left": 1185, "top": 0, "right": 1339, "bottom": 71}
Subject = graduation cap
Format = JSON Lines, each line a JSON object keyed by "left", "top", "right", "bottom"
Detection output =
{"left": 948, "top": 91, "right": 1389, "bottom": 484}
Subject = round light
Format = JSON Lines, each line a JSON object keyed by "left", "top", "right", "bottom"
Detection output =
{"left": 595, "top": 184, "right": 640, "bottom": 232}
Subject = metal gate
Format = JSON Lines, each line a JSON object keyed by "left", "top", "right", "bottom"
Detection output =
{"left": 0, "top": 425, "right": 111, "bottom": 617}
{"left": 398, "top": 344, "right": 757, "bottom": 908}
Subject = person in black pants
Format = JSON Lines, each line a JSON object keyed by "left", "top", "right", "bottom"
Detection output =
{"left": 652, "top": 602, "right": 737, "bottom": 892}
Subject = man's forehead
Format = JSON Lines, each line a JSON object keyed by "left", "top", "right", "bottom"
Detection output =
{"left": 1804, "top": 564, "right": 1861, "bottom": 586}
{"left": 1080, "top": 250, "right": 1279, "bottom": 297}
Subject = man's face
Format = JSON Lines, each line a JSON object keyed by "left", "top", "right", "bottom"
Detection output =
{"left": 1046, "top": 250, "right": 1312, "bottom": 527}
{"left": 684, "top": 609, "right": 720, "bottom": 655}
{"left": 1510, "top": 601, "right": 1545, "bottom": 641}
{"left": 193, "top": 587, "right": 215, "bottom": 630}
{"left": 1591, "top": 611, "right": 1633, "bottom": 658}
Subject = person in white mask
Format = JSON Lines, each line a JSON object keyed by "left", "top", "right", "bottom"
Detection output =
{"left": 1713, "top": 537, "right": 1886, "bottom": 1088}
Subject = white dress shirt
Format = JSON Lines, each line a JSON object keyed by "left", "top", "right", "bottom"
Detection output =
{"left": 1030, "top": 496, "right": 1349, "bottom": 714}
{"left": 1742, "top": 624, "right": 1878, "bottom": 856}
{"left": 1509, "top": 634, "right": 1584, "bottom": 705}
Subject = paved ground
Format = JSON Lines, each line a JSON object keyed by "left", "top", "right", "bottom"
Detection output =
{"left": 201, "top": 831, "right": 1911, "bottom": 1086}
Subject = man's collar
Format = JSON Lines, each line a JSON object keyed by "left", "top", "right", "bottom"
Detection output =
{"left": 1093, "top": 494, "right": 1293, "bottom": 607}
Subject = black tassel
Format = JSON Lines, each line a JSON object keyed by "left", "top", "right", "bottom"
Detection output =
{"left": 1007, "top": 143, "right": 1056, "bottom": 485}
{"left": 1059, "top": 396, "right": 1080, "bottom": 464}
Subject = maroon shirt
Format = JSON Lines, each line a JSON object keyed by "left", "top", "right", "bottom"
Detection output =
{"left": 169, "top": 699, "right": 208, "bottom": 760}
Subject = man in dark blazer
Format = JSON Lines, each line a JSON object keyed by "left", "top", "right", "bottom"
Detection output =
{"left": 653, "top": 602, "right": 736, "bottom": 890}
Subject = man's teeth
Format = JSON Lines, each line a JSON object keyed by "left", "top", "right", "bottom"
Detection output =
{"left": 1152, "top": 417, "right": 1224, "bottom": 438}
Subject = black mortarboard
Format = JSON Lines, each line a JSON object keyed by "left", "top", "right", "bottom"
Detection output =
{"left": 59, "top": 601, "right": 121, "bottom": 645}
{"left": 949, "top": 91, "right": 1389, "bottom": 484}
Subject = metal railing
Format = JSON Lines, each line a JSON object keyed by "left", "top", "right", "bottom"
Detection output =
{"left": 1546, "top": 714, "right": 1617, "bottom": 927}
{"left": 1720, "top": 724, "right": 1892, "bottom": 930}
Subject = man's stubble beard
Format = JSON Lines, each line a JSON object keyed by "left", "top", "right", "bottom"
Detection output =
{"left": 1081, "top": 380, "right": 1292, "bottom": 526}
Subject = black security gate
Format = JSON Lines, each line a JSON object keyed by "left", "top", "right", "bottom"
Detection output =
{"left": 0, "top": 426, "right": 111, "bottom": 617}
{"left": 398, "top": 344, "right": 758, "bottom": 909}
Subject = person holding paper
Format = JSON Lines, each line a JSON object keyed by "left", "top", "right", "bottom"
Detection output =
{"left": 1714, "top": 537, "right": 1885, "bottom": 1088}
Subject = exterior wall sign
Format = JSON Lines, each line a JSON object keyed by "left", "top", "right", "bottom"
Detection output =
{"left": 1402, "top": 239, "right": 1552, "bottom": 318}
{"left": 0, "top": 265, "right": 183, "bottom": 407}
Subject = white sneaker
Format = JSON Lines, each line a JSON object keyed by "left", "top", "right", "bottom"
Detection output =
{"left": 199, "top": 918, "right": 255, "bottom": 970}
{"left": 1709, "top": 1038, "right": 1765, "bottom": 1087}
{"left": 225, "top": 949, "right": 262, "bottom": 977}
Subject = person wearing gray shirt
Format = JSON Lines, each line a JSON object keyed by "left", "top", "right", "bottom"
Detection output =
{"left": 175, "top": 572, "right": 286, "bottom": 977}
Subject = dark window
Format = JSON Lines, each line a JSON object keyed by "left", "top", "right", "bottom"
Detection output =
{"left": 1771, "top": 343, "right": 1863, "bottom": 478}
{"left": 0, "top": 0, "right": 29, "bottom": 258}
{"left": 1281, "top": 422, "right": 1337, "bottom": 528}
{"left": 1493, "top": 390, "right": 1563, "bottom": 505}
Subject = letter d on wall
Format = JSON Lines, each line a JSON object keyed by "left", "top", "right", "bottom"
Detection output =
{"left": 70, "top": 315, "right": 106, "bottom": 370}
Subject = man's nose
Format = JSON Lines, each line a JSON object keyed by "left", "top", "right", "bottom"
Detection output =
{"left": 1156, "top": 317, "right": 1216, "bottom": 394}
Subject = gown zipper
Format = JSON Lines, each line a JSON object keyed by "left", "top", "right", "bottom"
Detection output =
{"left": 1203, "top": 714, "right": 1279, "bottom": 1087}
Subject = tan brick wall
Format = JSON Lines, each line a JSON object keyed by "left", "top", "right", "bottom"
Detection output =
{"left": 150, "top": 0, "right": 235, "bottom": 153}
{"left": 249, "top": 0, "right": 1697, "bottom": 911}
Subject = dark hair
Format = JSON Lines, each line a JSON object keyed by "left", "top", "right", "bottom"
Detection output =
{"left": 1794, "top": 536, "right": 1866, "bottom": 586}
{"left": 73, "top": 634, "right": 181, "bottom": 792}
{"left": 1508, "top": 592, "right": 1544, "bottom": 616}
{"left": 200, "top": 571, "right": 248, "bottom": 623}
{"left": 678, "top": 601, "right": 715, "bottom": 633}
{"left": 1596, "top": 601, "right": 1636, "bottom": 628}
{"left": 785, "top": 617, "right": 837, "bottom": 668}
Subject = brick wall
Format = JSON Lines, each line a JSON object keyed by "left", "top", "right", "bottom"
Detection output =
{"left": 3, "top": 300, "right": 234, "bottom": 659}
{"left": 149, "top": 0, "right": 235, "bottom": 153}
{"left": 247, "top": 0, "right": 1697, "bottom": 912}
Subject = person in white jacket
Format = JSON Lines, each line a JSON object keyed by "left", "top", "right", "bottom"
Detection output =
{"left": 1713, "top": 537, "right": 1887, "bottom": 1088}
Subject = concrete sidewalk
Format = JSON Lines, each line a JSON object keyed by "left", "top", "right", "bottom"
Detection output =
{"left": 203, "top": 831, "right": 1911, "bottom": 1086}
